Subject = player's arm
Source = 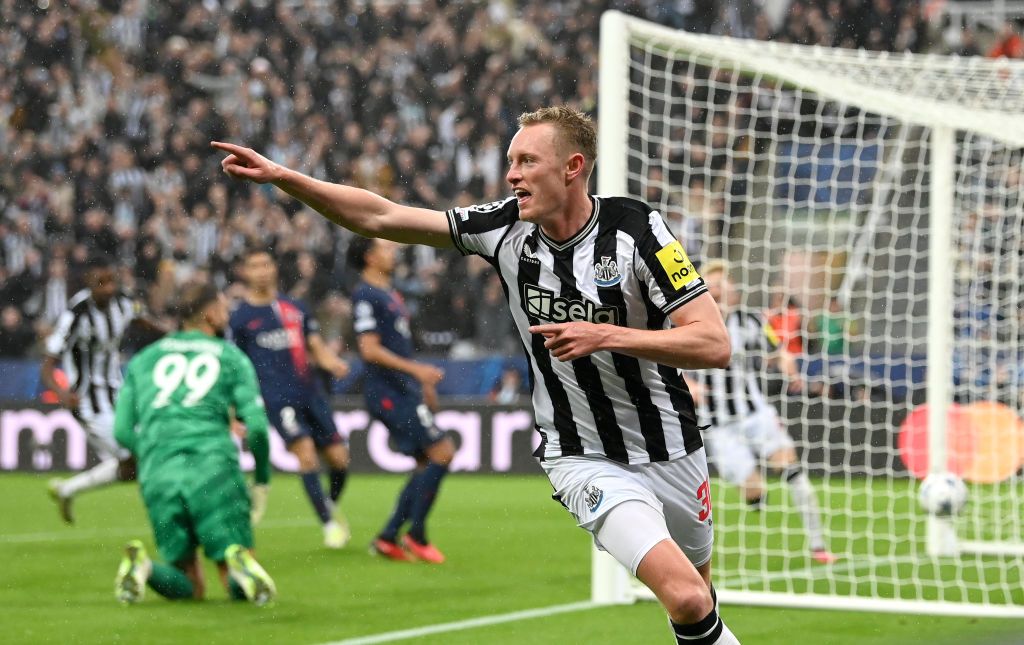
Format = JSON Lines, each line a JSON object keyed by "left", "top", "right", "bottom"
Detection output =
{"left": 40, "top": 354, "right": 78, "bottom": 409}
{"left": 356, "top": 332, "right": 444, "bottom": 387}
{"left": 113, "top": 367, "right": 139, "bottom": 454}
{"left": 211, "top": 141, "right": 453, "bottom": 247}
{"left": 308, "top": 333, "right": 349, "bottom": 379}
{"left": 530, "top": 293, "right": 731, "bottom": 370}
{"left": 761, "top": 318, "right": 804, "bottom": 392}
{"left": 229, "top": 351, "right": 271, "bottom": 485}
{"left": 41, "top": 309, "right": 79, "bottom": 409}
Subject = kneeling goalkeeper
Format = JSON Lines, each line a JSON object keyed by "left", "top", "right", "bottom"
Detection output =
{"left": 112, "top": 282, "right": 276, "bottom": 605}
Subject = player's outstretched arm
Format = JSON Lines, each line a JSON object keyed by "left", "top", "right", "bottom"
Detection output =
{"left": 356, "top": 333, "right": 444, "bottom": 386}
{"left": 211, "top": 141, "right": 453, "bottom": 248}
{"left": 530, "top": 292, "right": 731, "bottom": 370}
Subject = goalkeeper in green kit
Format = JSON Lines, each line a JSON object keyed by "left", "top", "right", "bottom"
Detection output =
{"left": 112, "top": 282, "right": 277, "bottom": 606}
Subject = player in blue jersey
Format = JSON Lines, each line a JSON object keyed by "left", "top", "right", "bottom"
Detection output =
{"left": 230, "top": 247, "right": 352, "bottom": 549}
{"left": 348, "top": 236, "right": 454, "bottom": 563}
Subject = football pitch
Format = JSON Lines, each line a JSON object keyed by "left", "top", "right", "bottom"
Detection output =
{"left": 0, "top": 473, "right": 1021, "bottom": 644}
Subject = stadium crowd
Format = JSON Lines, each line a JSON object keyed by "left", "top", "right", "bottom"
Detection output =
{"left": 0, "top": 0, "right": 973, "bottom": 364}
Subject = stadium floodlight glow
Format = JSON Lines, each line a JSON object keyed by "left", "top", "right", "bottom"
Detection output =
{"left": 596, "top": 10, "right": 1024, "bottom": 617}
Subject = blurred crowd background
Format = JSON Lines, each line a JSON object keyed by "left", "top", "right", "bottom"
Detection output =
{"left": 1, "top": 0, "right": 1021, "bottom": 367}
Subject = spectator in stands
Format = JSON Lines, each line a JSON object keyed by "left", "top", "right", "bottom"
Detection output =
{"left": 768, "top": 294, "right": 805, "bottom": 357}
{"left": 472, "top": 271, "right": 517, "bottom": 356}
{"left": 989, "top": 20, "right": 1024, "bottom": 59}
{"left": 0, "top": 0, "right": 942, "bottom": 370}
{"left": 811, "top": 296, "right": 852, "bottom": 358}
{"left": 0, "top": 306, "right": 35, "bottom": 358}
{"left": 809, "top": 295, "right": 868, "bottom": 399}
{"left": 490, "top": 364, "right": 527, "bottom": 405}
{"left": 953, "top": 27, "right": 983, "bottom": 57}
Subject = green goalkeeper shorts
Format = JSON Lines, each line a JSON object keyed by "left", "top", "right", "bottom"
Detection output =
{"left": 140, "top": 453, "right": 253, "bottom": 564}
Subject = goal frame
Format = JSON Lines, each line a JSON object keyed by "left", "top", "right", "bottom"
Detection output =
{"left": 594, "top": 9, "right": 1024, "bottom": 617}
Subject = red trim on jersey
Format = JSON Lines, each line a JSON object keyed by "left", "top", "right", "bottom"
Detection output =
{"left": 274, "top": 299, "right": 310, "bottom": 380}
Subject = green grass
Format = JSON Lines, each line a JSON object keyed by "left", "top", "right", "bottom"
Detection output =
{"left": 713, "top": 476, "right": 1024, "bottom": 606}
{"left": 0, "top": 473, "right": 1021, "bottom": 644}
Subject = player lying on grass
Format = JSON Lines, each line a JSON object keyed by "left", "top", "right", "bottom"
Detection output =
{"left": 686, "top": 262, "right": 835, "bottom": 565}
{"left": 112, "top": 282, "right": 276, "bottom": 606}
{"left": 213, "top": 106, "right": 740, "bottom": 643}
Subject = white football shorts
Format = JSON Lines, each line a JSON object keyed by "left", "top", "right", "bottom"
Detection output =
{"left": 541, "top": 448, "right": 715, "bottom": 572}
{"left": 76, "top": 408, "right": 130, "bottom": 461}
{"left": 703, "top": 404, "right": 794, "bottom": 486}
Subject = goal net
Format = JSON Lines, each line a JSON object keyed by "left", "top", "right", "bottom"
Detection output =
{"left": 595, "top": 11, "right": 1024, "bottom": 617}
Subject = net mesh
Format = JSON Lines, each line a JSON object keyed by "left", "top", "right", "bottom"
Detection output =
{"left": 613, "top": 21, "right": 1024, "bottom": 609}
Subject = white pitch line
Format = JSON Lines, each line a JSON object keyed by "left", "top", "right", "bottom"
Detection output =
{"left": 0, "top": 518, "right": 316, "bottom": 544}
{"left": 320, "top": 600, "right": 602, "bottom": 645}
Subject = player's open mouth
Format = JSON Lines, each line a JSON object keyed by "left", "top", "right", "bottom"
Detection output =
{"left": 514, "top": 189, "right": 532, "bottom": 206}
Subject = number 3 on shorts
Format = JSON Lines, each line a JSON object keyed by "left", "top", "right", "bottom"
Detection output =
{"left": 697, "top": 479, "right": 712, "bottom": 522}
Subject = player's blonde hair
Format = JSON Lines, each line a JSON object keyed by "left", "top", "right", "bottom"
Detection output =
{"left": 701, "top": 259, "right": 730, "bottom": 278}
{"left": 518, "top": 107, "right": 597, "bottom": 179}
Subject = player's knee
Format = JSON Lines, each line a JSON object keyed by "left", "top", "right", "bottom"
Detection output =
{"left": 290, "top": 439, "right": 319, "bottom": 470}
{"left": 770, "top": 446, "right": 798, "bottom": 468}
{"left": 427, "top": 437, "right": 456, "bottom": 466}
{"left": 742, "top": 473, "right": 764, "bottom": 501}
{"left": 664, "top": 583, "right": 714, "bottom": 625}
{"left": 323, "top": 444, "right": 350, "bottom": 470}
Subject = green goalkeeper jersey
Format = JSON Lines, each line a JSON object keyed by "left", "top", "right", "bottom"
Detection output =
{"left": 114, "top": 330, "right": 271, "bottom": 484}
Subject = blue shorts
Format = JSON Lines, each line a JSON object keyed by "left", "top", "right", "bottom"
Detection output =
{"left": 368, "top": 394, "right": 445, "bottom": 458}
{"left": 266, "top": 395, "right": 342, "bottom": 449}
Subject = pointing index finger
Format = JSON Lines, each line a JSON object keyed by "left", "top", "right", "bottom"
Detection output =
{"left": 211, "top": 141, "right": 245, "bottom": 154}
{"left": 529, "top": 324, "right": 564, "bottom": 334}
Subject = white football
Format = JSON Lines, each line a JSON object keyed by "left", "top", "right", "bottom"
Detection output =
{"left": 918, "top": 473, "right": 968, "bottom": 517}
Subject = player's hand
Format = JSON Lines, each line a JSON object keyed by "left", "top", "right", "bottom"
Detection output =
{"left": 230, "top": 418, "right": 248, "bottom": 440}
{"left": 57, "top": 390, "right": 79, "bottom": 409}
{"left": 786, "top": 375, "right": 805, "bottom": 395}
{"left": 211, "top": 141, "right": 282, "bottom": 184}
{"left": 250, "top": 483, "right": 269, "bottom": 526}
{"left": 422, "top": 383, "right": 439, "bottom": 413}
{"left": 413, "top": 364, "right": 445, "bottom": 387}
{"left": 529, "top": 322, "right": 612, "bottom": 361}
{"left": 326, "top": 357, "right": 350, "bottom": 379}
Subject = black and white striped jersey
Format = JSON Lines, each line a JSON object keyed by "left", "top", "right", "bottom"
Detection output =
{"left": 694, "top": 310, "right": 778, "bottom": 428}
{"left": 447, "top": 195, "right": 708, "bottom": 464}
{"left": 44, "top": 289, "right": 140, "bottom": 417}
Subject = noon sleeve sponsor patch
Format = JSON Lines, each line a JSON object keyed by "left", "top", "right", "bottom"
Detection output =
{"left": 654, "top": 241, "right": 700, "bottom": 291}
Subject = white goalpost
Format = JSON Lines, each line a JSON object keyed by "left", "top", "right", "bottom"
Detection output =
{"left": 595, "top": 10, "right": 1024, "bottom": 617}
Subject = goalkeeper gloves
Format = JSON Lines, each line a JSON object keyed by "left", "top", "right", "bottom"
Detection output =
{"left": 250, "top": 483, "right": 269, "bottom": 526}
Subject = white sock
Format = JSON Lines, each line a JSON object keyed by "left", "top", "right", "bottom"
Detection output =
{"left": 783, "top": 466, "right": 826, "bottom": 551}
{"left": 60, "top": 458, "right": 119, "bottom": 497}
{"left": 716, "top": 623, "right": 740, "bottom": 645}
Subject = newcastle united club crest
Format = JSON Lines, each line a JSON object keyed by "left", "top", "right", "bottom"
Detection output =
{"left": 593, "top": 256, "right": 621, "bottom": 287}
